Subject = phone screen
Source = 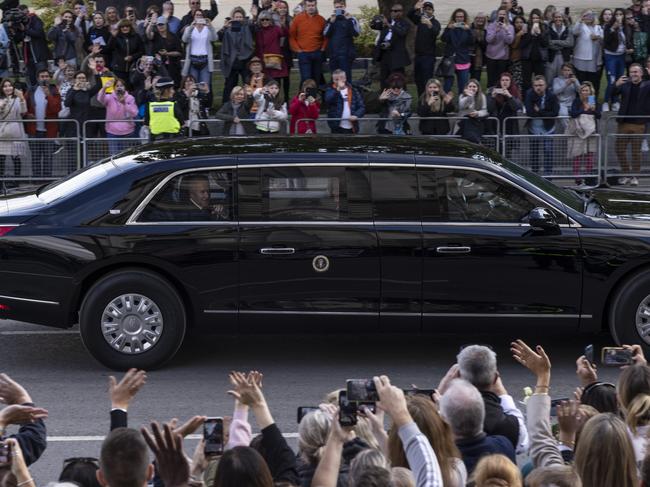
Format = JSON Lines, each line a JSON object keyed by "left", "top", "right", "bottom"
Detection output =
{"left": 0, "top": 443, "right": 10, "bottom": 468}
{"left": 347, "top": 379, "right": 379, "bottom": 402}
{"left": 297, "top": 406, "right": 319, "bottom": 423}
{"left": 338, "top": 391, "right": 357, "bottom": 426}
{"left": 203, "top": 417, "right": 224, "bottom": 456}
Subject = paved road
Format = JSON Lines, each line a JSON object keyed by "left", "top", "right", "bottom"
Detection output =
{"left": 0, "top": 319, "right": 623, "bottom": 484}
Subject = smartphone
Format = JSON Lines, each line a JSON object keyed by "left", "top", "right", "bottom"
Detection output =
{"left": 297, "top": 406, "right": 319, "bottom": 423}
{"left": 584, "top": 344, "right": 594, "bottom": 364}
{"left": 305, "top": 87, "right": 318, "bottom": 98}
{"left": 550, "top": 397, "right": 569, "bottom": 416}
{"left": 335, "top": 8, "right": 345, "bottom": 15}
{"left": 455, "top": 22, "right": 465, "bottom": 28}
{"left": 601, "top": 347, "right": 633, "bottom": 366}
{"left": 339, "top": 391, "right": 357, "bottom": 426}
{"left": 203, "top": 417, "right": 224, "bottom": 456}
{"left": 588, "top": 95, "right": 596, "bottom": 105}
{"left": 404, "top": 388, "right": 437, "bottom": 399}
{"left": 0, "top": 442, "right": 10, "bottom": 468}
{"left": 564, "top": 7, "right": 570, "bottom": 15}
{"left": 346, "top": 379, "right": 379, "bottom": 402}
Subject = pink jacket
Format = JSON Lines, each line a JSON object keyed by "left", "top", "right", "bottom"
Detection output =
{"left": 97, "top": 90, "right": 138, "bottom": 136}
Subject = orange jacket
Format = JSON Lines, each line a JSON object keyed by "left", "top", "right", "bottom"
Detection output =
{"left": 289, "top": 12, "right": 328, "bottom": 53}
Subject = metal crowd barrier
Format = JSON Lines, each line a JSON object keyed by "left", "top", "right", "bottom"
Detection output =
{"left": 501, "top": 116, "right": 602, "bottom": 184}
{"left": 293, "top": 116, "right": 501, "bottom": 152}
{"left": 188, "top": 118, "right": 289, "bottom": 137}
{"left": 601, "top": 115, "right": 650, "bottom": 184}
{"left": 0, "top": 119, "right": 80, "bottom": 182}
{"left": 82, "top": 119, "right": 146, "bottom": 166}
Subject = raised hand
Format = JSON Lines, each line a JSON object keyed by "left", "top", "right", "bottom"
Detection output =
{"left": 557, "top": 399, "right": 582, "bottom": 446}
{"left": 0, "top": 374, "right": 31, "bottom": 405}
{"left": 0, "top": 405, "right": 48, "bottom": 427}
{"left": 575, "top": 355, "right": 597, "bottom": 386}
{"left": 109, "top": 368, "right": 147, "bottom": 410}
{"left": 141, "top": 421, "right": 189, "bottom": 487}
{"left": 511, "top": 339, "right": 551, "bottom": 376}
{"left": 227, "top": 371, "right": 264, "bottom": 407}
{"left": 374, "top": 375, "right": 411, "bottom": 428}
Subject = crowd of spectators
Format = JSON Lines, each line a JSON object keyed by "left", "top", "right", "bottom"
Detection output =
{"left": 0, "top": 0, "right": 649, "bottom": 182}
{"left": 3, "top": 339, "right": 650, "bottom": 487}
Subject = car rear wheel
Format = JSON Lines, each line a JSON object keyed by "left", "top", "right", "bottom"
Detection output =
{"left": 609, "top": 269, "right": 650, "bottom": 353}
{"left": 80, "top": 269, "right": 186, "bottom": 370}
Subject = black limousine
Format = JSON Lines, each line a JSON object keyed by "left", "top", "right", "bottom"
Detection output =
{"left": 2, "top": 136, "right": 650, "bottom": 369}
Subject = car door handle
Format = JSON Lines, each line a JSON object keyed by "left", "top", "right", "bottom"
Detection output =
{"left": 259, "top": 247, "right": 296, "bottom": 255}
{"left": 436, "top": 246, "right": 472, "bottom": 254}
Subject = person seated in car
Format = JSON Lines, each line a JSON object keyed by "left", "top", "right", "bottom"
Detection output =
{"left": 180, "top": 174, "right": 229, "bottom": 221}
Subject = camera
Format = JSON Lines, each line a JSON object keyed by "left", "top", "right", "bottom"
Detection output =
{"left": 0, "top": 442, "right": 10, "bottom": 468}
{"left": 335, "top": 8, "right": 345, "bottom": 16}
{"left": 498, "top": 16, "right": 505, "bottom": 23}
{"left": 305, "top": 87, "right": 318, "bottom": 98}
{"left": 370, "top": 14, "right": 384, "bottom": 30}
{"left": 601, "top": 347, "right": 633, "bottom": 366}
{"left": 380, "top": 41, "right": 391, "bottom": 50}
{"left": 297, "top": 406, "right": 319, "bottom": 423}
{"left": 3, "top": 8, "right": 28, "bottom": 25}
{"left": 346, "top": 379, "right": 379, "bottom": 402}
{"left": 203, "top": 417, "right": 224, "bottom": 456}
{"left": 338, "top": 391, "right": 357, "bottom": 427}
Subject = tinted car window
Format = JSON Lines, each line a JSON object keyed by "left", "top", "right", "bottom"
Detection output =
{"left": 138, "top": 169, "right": 234, "bottom": 222}
{"left": 371, "top": 167, "right": 419, "bottom": 221}
{"left": 238, "top": 166, "right": 371, "bottom": 221}
{"left": 420, "top": 168, "right": 542, "bottom": 223}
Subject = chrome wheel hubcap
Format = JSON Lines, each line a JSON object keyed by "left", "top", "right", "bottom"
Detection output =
{"left": 636, "top": 295, "right": 650, "bottom": 344}
{"left": 101, "top": 294, "right": 164, "bottom": 354}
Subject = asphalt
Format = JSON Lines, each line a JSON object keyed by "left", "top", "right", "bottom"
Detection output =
{"left": 0, "top": 319, "right": 624, "bottom": 483}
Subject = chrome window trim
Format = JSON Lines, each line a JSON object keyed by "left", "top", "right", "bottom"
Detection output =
{"left": 127, "top": 165, "right": 237, "bottom": 224}
{"left": 127, "top": 161, "right": 578, "bottom": 227}
{"left": 202, "top": 309, "right": 592, "bottom": 318}
{"left": 0, "top": 294, "right": 60, "bottom": 305}
{"left": 128, "top": 221, "right": 239, "bottom": 226}
{"left": 239, "top": 221, "right": 374, "bottom": 226}
{"left": 238, "top": 310, "right": 379, "bottom": 316}
{"left": 422, "top": 312, "right": 590, "bottom": 318}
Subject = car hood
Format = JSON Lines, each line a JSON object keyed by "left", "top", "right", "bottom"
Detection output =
{"left": 0, "top": 186, "right": 48, "bottom": 219}
{"left": 590, "top": 188, "right": 650, "bottom": 228}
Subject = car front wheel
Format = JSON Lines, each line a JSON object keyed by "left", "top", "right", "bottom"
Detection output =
{"left": 609, "top": 269, "right": 650, "bottom": 354}
{"left": 79, "top": 269, "right": 186, "bottom": 370}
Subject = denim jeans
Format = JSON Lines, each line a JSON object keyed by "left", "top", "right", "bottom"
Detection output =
{"left": 298, "top": 51, "right": 323, "bottom": 85}
{"left": 529, "top": 121, "right": 555, "bottom": 175}
{"left": 443, "top": 68, "right": 470, "bottom": 94}
{"left": 604, "top": 53, "right": 625, "bottom": 105}
{"left": 414, "top": 55, "right": 435, "bottom": 96}
{"left": 189, "top": 65, "right": 212, "bottom": 86}
{"left": 29, "top": 131, "right": 54, "bottom": 178}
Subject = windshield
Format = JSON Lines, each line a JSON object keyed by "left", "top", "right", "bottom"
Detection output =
{"left": 497, "top": 159, "right": 585, "bottom": 213}
{"left": 37, "top": 160, "right": 120, "bottom": 204}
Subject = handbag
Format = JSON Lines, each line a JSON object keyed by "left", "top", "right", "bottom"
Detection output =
{"left": 435, "top": 55, "right": 456, "bottom": 78}
{"left": 190, "top": 54, "right": 208, "bottom": 70}
{"left": 263, "top": 53, "right": 283, "bottom": 71}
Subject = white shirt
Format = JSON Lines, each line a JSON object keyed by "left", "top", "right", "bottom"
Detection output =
{"left": 339, "top": 88, "right": 352, "bottom": 129}
{"left": 35, "top": 88, "right": 47, "bottom": 132}
{"left": 190, "top": 26, "right": 209, "bottom": 56}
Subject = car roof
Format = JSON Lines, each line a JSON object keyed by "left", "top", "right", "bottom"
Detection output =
{"left": 118, "top": 135, "right": 504, "bottom": 165}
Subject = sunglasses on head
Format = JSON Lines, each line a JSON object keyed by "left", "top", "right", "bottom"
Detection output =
{"left": 63, "top": 457, "right": 100, "bottom": 469}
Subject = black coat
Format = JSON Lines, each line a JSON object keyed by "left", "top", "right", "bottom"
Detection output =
{"left": 480, "top": 390, "right": 520, "bottom": 449}
{"left": 373, "top": 18, "right": 411, "bottom": 68}
{"left": 64, "top": 80, "right": 102, "bottom": 126}
{"left": 23, "top": 14, "right": 51, "bottom": 64}
{"left": 106, "top": 32, "right": 145, "bottom": 73}
{"left": 524, "top": 88, "right": 560, "bottom": 131}
{"left": 613, "top": 80, "right": 650, "bottom": 123}
{"left": 417, "top": 98, "right": 454, "bottom": 134}
{"left": 407, "top": 9, "right": 441, "bottom": 57}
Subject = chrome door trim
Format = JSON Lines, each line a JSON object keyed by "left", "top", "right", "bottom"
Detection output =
{"left": 423, "top": 312, "right": 589, "bottom": 318}
{"left": 0, "top": 294, "right": 60, "bottom": 305}
{"left": 238, "top": 310, "right": 379, "bottom": 316}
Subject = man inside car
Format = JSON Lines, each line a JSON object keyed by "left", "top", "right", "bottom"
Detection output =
{"left": 181, "top": 174, "right": 228, "bottom": 221}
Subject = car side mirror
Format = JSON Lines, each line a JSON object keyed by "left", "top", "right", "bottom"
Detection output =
{"left": 528, "top": 207, "right": 559, "bottom": 233}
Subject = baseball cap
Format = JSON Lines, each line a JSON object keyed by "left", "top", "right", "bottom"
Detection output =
{"left": 155, "top": 77, "right": 174, "bottom": 88}
{"left": 423, "top": 2, "right": 434, "bottom": 7}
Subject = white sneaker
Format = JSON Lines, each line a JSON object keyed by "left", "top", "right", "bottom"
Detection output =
{"left": 642, "top": 140, "right": 649, "bottom": 152}
{"left": 602, "top": 102, "right": 610, "bottom": 112}
{"left": 612, "top": 102, "right": 620, "bottom": 112}
{"left": 619, "top": 177, "right": 631, "bottom": 185}
{"left": 631, "top": 177, "right": 639, "bottom": 186}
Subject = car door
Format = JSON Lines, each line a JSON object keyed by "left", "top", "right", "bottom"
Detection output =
{"left": 369, "top": 155, "right": 423, "bottom": 332}
{"left": 417, "top": 160, "right": 583, "bottom": 331}
{"left": 127, "top": 164, "right": 239, "bottom": 332}
{"left": 237, "top": 155, "right": 380, "bottom": 332}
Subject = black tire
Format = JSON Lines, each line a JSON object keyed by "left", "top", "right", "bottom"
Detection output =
{"left": 609, "top": 269, "right": 650, "bottom": 353}
{"left": 79, "top": 269, "right": 186, "bottom": 370}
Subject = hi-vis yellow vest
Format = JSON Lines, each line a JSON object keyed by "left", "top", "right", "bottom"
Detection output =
{"left": 149, "top": 101, "right": 180, "bottom": 135}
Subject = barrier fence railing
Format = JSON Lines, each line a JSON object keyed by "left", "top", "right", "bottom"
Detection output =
{"left": 82, "top": 119, "right": 146, "bottom": 166}
{"left": 0, "top": 119, "right": 80, "bottom": 182}
{"left": 502, "top": 116, "right": 602, "bottom": 184}
{"left": 601, "top": 115, "right": 650, "bottom": 184}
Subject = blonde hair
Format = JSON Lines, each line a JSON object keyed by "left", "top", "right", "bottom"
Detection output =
{"left": 574, "top": 413, "right": 638, "bottom": 487}
{"left": 349, "top": 449, "right": 389, "bottom": 485}
{"left": 391, "top": 467, "right": 415, "bottom": 487}
{"left": 323, "top": 389, "right": 380, "bottom": 451}
{"left": 618, "top": 364, "right": 650, "bottom": 433}
{"left": 421, "top": 78, "right": 447, "bottom": 112}
{"left": 525, "top": 465, "right": 581, "bottom": 487}
{"left": 471, "top": 454, "right": 522, "bottom": 487}
{"left": 298, "top": 410, "right": 330, "bottom": 464}
{"left": 230, "top": 86, "right": 246, "bottom": 102}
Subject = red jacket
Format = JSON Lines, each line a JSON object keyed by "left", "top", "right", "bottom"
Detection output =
{"left": 25, "top": 87, "right": 62, "bottom": 138}
{"left": 255, "top": 25, "right": 289, "bottom": 79}
{"left": 289, "top": 96, "right": 320, "bottom": 134}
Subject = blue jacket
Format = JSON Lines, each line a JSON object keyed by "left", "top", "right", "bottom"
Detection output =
{"left": 441, "top": 26, "right": 474, "bottom": 64}
{"left": 324, "top": 84, "right": 365, "bottom": 132}
{"left": 324, "top": 16, "right": 358, "bottom": 59}
{"left": 456, "top": 433, "right": 516, "bottom": 475}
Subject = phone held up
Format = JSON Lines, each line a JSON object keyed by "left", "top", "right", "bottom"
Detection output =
{"left": 297, "top": 406, "right": 319, "bottom": 423}
{"left": 339, "top": 391, "right": 358, "bottom": 427}
{"left": 203, "top": 417, "right": 224, "bottom": 456}
{"left": 346, "top": 379, "right": 379, "bottom": 402}
{"left": 0, "top": 441, "right": 11, "bottom": 468}
{"left": 601, "top": 347, "right": 633, "bottom": 367}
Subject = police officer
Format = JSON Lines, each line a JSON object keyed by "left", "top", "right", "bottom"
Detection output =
{"left": 144, "top": 77, "right": 184, "bottom": 140}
